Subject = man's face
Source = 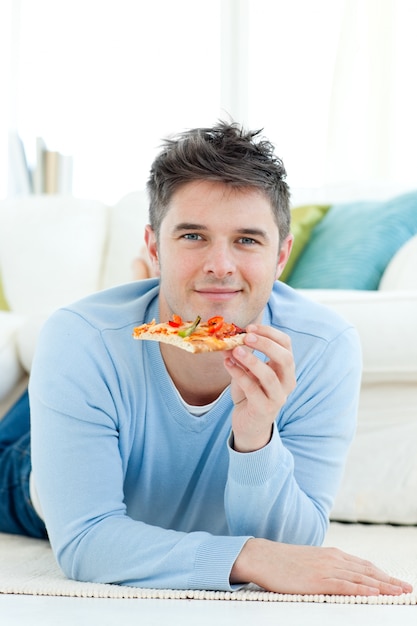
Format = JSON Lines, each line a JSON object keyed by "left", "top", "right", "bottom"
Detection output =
{"left": 146, "top": 180, "right": 291, "bottom": 328}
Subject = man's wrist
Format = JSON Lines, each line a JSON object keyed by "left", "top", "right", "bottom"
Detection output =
{"left": 231, "top": 425, "right": 273, "bottom": 453}
{"left": 230, "top": 538, "right": 256, "bottom": 584}
{"left": 230, "top": 537, "right": 270, "bottom": 585}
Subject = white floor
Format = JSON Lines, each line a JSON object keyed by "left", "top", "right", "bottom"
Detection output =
{"left": 1, "top": 595, "right": 416, "bottom": 626}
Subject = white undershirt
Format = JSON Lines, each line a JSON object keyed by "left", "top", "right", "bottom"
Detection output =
{"left": 174, "top": 386, "right": 229, "bottom": 416}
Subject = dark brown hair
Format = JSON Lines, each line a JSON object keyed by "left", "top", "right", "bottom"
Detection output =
{"left": 147, "top": 121, "right": 291, "bottom": 243}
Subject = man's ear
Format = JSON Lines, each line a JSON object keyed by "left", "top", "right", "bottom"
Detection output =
{"left": 275, "top": 234, "right": 294, "bottom": 280}
{"left": 144, "top": 225, "right": 161, "bottom": 276}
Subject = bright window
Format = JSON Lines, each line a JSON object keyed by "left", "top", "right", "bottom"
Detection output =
{"left": 246, "top": 0, "right": 417, "bottom": 190}
{"left": 14, "top": 0, "right": 222, "bottom": 203}
{"left": 0, "top": 1, "right": 13, "bottom": 199}
{"left": 246, "top": 0, "right": 345, "bottom": 188}
{"left": 4, "top": 0, "right": 417, "bottom": 202}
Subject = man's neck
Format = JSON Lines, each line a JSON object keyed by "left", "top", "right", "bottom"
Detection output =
{"left": 160, "top": 343, "right": 231, "bottom": 406}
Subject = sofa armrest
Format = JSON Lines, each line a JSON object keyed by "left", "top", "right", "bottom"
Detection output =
{"left": 379, "top": 234, "right": 417, "bottom": 290}
{"left": 299, "top": 289, "right": 417, "bottom": 383}
{"left": 0, "top": 196, "right": 109, "bottom": 315}
{"left": 0, "top": 312, "right": 25, "bottom": 403}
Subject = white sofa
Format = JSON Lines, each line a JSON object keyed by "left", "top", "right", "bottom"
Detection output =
{"left": 1, "top": 188, "right": 417, "bottom": 530}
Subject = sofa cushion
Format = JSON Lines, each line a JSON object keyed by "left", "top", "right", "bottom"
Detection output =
{"left": 0, "top": 312, "right": 25, "bottom": 403}
{"left": 0, "top": 196, "right": 109, "bottom": 315}
{"left": 379, "top": 233, "right": 417, "bottom": 290}
{"left": 101, "top": 190, "right": 149, "bottom": 289}
{"left": 286, "top": 190, "right": 417, "bottom": 289}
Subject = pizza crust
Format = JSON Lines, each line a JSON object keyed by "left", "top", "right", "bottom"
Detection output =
{"left": 133, "top": 320, "right": 246, "bottom": 353}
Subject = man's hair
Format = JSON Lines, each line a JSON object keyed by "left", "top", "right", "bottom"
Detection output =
{"left": 147, "top": 120, "right": 291, "bottom": 242}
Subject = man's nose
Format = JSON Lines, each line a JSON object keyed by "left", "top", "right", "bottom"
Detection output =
{"left": 202, "top": 243, "right": 236, "bottom": 277}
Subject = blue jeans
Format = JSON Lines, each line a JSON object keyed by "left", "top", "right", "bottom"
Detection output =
{"left": 0, "top": 390, "right": 47, "bottom": 539}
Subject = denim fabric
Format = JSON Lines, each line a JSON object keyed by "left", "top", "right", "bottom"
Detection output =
{"left": 0, "top": 390, "right": 47, "bottom": 538}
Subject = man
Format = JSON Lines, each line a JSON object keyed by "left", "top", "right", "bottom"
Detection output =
{"left": 0, "top": 122, "right": 412, "bottom": 596}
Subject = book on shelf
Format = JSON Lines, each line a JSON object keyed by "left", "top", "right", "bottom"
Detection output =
{"left": 57, "top": 153, "right": 73, "bottom": 195}
{"left": 35, "top": 138, "right": 74, "bottom": 195}
{"left": 8, "top": 133, "right": 74, "bottom": 197}
{"left": 44, "top": 150, "right": 60, "bottom": 194}
{"left": 33, "top": 136, "right": 46, "bottom": 194}
{"left": 8, "top": 131, "right": 33, "bottom": 195}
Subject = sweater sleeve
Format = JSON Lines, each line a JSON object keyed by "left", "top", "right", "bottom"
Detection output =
{"left": 29, "top": 308, "right": 249, "bottom": 590}
{"left": 224, "top": 325, "right": 362, "bottom": 546}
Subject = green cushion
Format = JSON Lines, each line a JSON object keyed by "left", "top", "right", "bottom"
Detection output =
{"left": 0, "top": 274, "right": 9, "bottom": 310}
{"left": 287, "top": 191, "right": 417, "bottom": 290}
{"left": 280, "top": 204, "right": 330, "bottom": 283}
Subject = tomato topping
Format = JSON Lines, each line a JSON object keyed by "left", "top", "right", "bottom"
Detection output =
{"left": 168, "top": 314, "right": 183, "bottom": 328}
{"left": 215, "top": 322, "right": 244, "bottom": 337}
{"left": 207, "top": 316, "right": 224, "bottom": 333}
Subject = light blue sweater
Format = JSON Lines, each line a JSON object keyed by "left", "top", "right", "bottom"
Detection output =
{"left": 29, "top": 279, "right": 361, "bottom": 590}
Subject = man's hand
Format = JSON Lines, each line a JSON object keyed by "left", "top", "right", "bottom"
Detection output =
{"left": 231, "top": 538, "right": 413, "bottom": 596}
{"left": 224, "top": 324, "right": 296, "bottom": 452}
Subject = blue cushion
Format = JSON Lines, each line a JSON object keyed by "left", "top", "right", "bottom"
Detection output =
{"left": 287, "top": 191, "right": 417, "bottom": 290}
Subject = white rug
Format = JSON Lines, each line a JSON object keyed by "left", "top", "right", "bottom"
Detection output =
{"left": 1, "top": 523, "right": 416, "bottom": 604}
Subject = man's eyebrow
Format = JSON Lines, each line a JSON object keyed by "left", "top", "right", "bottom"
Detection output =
{"left": 173, "top": 224, "right": 270, "bottom": 239}
{"left": 237, "top": 228, "right": 270, "bottom": 239}
{"left": 173, "top": 223, "right": 206, "bottom": 232}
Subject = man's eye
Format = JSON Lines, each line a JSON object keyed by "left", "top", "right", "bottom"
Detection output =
{"left": 239, "top": 237, "right": 257, "bottom": 245}
{"left": 183, "top": 233, "right": 202, "bottom": 241}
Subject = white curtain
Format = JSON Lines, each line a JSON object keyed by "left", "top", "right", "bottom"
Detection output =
{"left": 325, "top": 0, "right": 414, "bottom": 185}
{"left": 3, "top": 0, "right": 417, "bottom": 202}
{"left": 0, "top": 1, "right": 14, "bottom": 199}
{"left": 246, "top": 0, "right": 417, "bottom": 190}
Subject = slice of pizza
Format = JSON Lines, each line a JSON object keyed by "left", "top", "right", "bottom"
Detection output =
{"left": 133, "top": 314, "right": 246, "bottom": 353}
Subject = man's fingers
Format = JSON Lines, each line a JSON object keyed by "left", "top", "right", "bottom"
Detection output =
{"left": 326, "top": 549, "right": 413, "bottom": 596}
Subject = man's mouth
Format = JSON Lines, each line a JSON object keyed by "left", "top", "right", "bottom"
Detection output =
{"left": 195, "top": 288, "right": 242, "bottom": 301}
